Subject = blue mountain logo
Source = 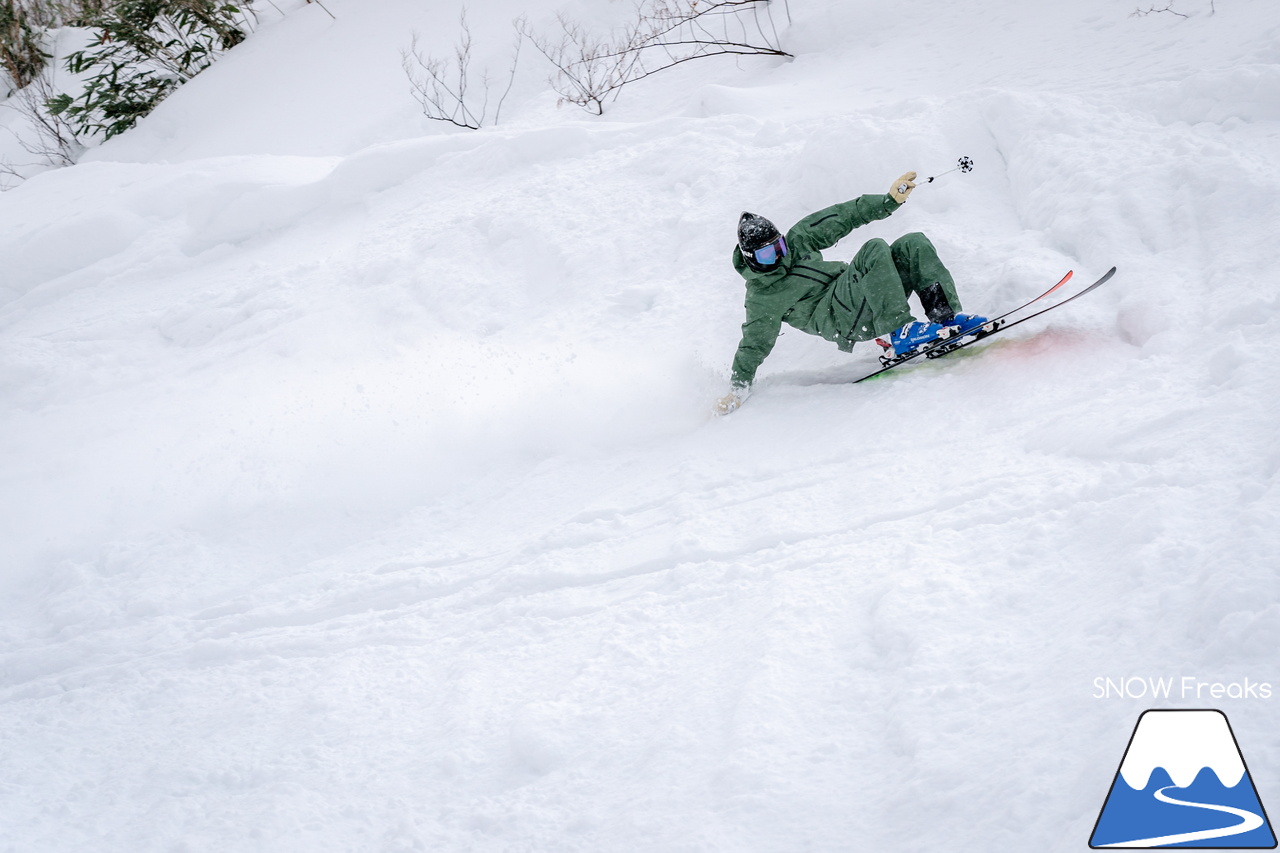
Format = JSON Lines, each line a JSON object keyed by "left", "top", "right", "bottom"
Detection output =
{"left": 1091, "top": 709, "right": 1276, "bottom": 848}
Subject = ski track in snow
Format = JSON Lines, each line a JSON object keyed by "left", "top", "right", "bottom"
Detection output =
{"left": 2, "top": 0, "right": 1279, "bottom": 849}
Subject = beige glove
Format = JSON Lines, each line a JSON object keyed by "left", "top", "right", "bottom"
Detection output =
{"left": 889, "top": 171, "right": 917, "bottom": 204}
{"left": 714, "top": 386, "right": 749, "bottom": 416}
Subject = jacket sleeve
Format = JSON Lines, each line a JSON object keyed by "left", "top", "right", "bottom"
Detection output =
{"left": 788, "top": 193, "right": 901, "bottom": 253}
{"left": 729, "top": 295, "right": 786, "bottom": 387}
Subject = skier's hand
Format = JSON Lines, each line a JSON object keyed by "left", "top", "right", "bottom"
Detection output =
{"left": 890, "top": 171, "right": 917, "bottom": 203}
{"left": 714, "top": 387, "right": 749, "bottom": 416}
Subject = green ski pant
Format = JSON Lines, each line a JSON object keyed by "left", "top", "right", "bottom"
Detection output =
{"left": 841, "top": 232, "right": 964, "bottom": 342}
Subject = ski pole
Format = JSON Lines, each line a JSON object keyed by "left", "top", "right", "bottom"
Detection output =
{"left": 921, "top": 156, "right": 974, "bottom": 185}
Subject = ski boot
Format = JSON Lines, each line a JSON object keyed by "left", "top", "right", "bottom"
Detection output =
{"left": 887, "top": 320, "right": 955, "bottom": 357}
{"left": 946, "top": 313, "right": 993, "bottom": 337}
{"left": 911, "top": 313, "right": 997, "bottom": 359}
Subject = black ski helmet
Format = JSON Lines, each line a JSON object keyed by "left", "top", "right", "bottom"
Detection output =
{"left": 738, "top": 212, "right": 783, "bottom": 272}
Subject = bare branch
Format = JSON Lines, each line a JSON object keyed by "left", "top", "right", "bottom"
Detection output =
{"left": 521, "top": 0, "right": 789, "bottom": 116}
{"left": 402, "top": 10, "right": 521, "bottom": 130}
{"left": 1130, "top": 2, "right": 1190, "bottom": 18}
{"left": 305, "top": 0, "right": 335, "bottom": 20}
{"left": 1, "top": 68, "right": 83, "bottom": 186}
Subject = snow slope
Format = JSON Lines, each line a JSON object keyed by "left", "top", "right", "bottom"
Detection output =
{"left": 1, "top": 0, "right": 1278, "bottom": 850}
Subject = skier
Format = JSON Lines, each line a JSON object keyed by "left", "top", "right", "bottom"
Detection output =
{"left": 714, "top": 171, "right": 987, "bottom": 415}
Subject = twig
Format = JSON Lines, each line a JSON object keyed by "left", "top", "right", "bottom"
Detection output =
{"left": 523, "top": 0, "right": 789, "bottom": 116}
{"left": 1130, "top": 2, "right": 1189, "bottom": 18}
{"left": 306, "top": 0, "right": 335, "bottom": 21}
{"left": 0, "top": 69, "right": 81, "bottom": 173}
{"left": 402, "top": 10, "right": 521, "bottom": 129}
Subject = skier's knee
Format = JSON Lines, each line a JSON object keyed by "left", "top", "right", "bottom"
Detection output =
{"left": 892, "top": 232, "right": 934, "bottom": 254}
{"left": 863, "top": 237, "right": 892, "bottom": 261}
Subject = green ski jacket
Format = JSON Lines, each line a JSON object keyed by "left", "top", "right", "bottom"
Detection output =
{"left": 729, "top": 193, "right": 903, "bottom": 388}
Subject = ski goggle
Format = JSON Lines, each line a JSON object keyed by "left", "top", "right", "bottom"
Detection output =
{"left": 751, "top": 235, "right": 787, "bottom": 266}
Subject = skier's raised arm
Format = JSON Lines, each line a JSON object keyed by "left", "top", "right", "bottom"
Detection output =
{"left": 788, "top": 173, "right": 916, "bottom": 254}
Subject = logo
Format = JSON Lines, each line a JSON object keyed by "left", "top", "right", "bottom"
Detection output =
{"left": 1090, "top": 709, "right": 1276, "bottom": 848}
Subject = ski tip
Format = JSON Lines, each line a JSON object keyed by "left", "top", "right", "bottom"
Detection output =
{"left": 1040, "top": 270, "right": 1074, "bottom": 300}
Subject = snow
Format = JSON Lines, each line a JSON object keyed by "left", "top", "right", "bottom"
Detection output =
{"left": 2, "top": 0, "right": 1279, "bottom": 849}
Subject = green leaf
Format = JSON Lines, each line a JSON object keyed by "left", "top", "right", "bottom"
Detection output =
{"left": 45, "top": 93, "right": 74, "bottom": 115}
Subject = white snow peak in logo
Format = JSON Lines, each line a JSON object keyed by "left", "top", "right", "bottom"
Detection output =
{"left": 1090, "top": 709, "right": 1276, "bottom": 849}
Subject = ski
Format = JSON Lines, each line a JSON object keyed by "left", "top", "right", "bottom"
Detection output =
{"left": 852, "top": 269, "right": 1076, "bottom": 383}
{"left": 919, "top": 265, "right": 1117, "bottom": 361}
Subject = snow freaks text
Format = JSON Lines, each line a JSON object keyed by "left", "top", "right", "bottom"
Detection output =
{"left": 1093, "top": 677, "right": 1273, "bottom": 701}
